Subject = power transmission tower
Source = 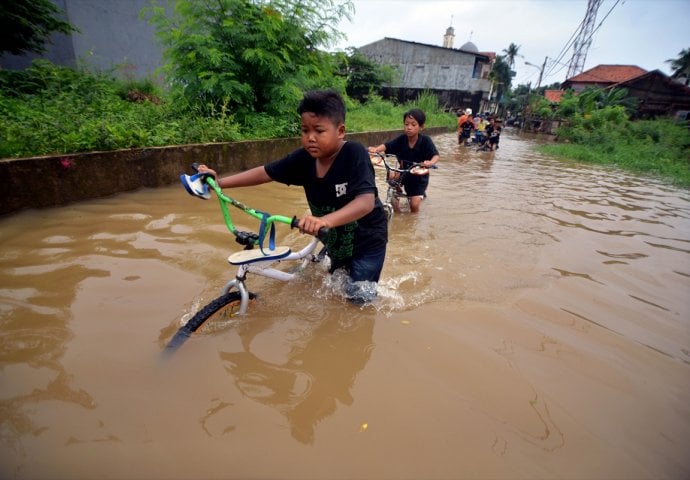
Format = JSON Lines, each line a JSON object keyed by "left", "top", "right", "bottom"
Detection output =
{"left": 566, "top": 0, "right": 603, "bottom": 79}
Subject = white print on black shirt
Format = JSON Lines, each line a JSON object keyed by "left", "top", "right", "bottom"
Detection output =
{"left": 335, "top": 182, "right": 348, "bottom": 197}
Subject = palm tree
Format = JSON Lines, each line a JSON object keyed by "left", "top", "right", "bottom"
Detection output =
{"left": 488, "top": 55, "right": 513, "bottom": 113}
{"left": 666, "top": 48, "right": 690, "bottom": 85}
{"left": 573, "top": 86, "right": 638, "bottom": 116}
{"left": 502, "top": 43, "right": 521, "bottom": 69}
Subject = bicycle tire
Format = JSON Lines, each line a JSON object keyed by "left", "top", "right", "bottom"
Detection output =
{"left": 164, "top": 290, "right": 255, "bottom": 352}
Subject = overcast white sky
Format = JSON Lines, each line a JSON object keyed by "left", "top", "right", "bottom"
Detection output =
{"left": 332, "top": 0, "right": 690, "bottom": 87}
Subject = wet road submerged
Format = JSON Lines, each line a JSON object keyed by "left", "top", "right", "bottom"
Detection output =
{"left": 1, "top": 130, "right": 689, "bottom": 479}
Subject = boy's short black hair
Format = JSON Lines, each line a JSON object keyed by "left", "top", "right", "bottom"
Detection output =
{"left": 297, "top": 90, "right": 346, "bottom": 125}
{"left": 403, "top": 108, "right": 426, "bottom": 126}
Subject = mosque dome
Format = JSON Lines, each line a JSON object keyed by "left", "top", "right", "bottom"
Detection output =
{"left": 459, "top": 41, "right": 478, "bottom": 53}
{"left": 445, "top": 26, "right": 454, "bottom": 36}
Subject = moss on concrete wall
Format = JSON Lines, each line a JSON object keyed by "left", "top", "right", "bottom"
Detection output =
{"left": 0, "top": 127, "right": 449, "bottom": 216}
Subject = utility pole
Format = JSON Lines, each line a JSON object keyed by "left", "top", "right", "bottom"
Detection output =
{"left": 566, "top": 0, "right": 603, "bottom": 79}
{"left": 537, "top": 56, "right": 547, "bottom": 88}
{"left": 525, "top": 56, "right": 548, "bottom": 89}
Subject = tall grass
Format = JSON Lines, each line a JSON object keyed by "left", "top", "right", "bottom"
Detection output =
{"left": 347, "top": 90, "right": 456, "bottom": 133}
{"left": 541, "top": 109, "right": 690, "bottom": 188}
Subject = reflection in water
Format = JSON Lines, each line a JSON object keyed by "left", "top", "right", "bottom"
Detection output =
{"left": 215, "top": 313, "right": 374, "bottom": 444}
{"left": 0, "top": 218, "right": 103, "bottom": 459}
{"left": 1, "top": 131, "right": 689, "bottom": 478}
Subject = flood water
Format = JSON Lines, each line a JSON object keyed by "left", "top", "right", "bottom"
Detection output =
{"left": 1, "top": 130, "right": 689, "bottom": 479}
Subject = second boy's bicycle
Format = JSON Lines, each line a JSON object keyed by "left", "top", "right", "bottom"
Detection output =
{"left": 369, "top": 152, "right": 434, "bottom": 221}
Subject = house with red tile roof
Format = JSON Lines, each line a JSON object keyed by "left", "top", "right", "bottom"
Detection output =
{"left": 544, "top": 65, "right": 690, "bottom": 118}
{"left": 562, "top": 65, "right": 649, "bottom": 91}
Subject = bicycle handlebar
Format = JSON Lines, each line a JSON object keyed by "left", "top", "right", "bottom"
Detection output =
{"left": 369, "top": 152, "right": 437, "bottom": 175}
{"left": 182, "top": 163, "right": 329, "bottom": 247}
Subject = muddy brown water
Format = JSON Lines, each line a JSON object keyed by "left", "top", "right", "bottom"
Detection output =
{"left": 1, "top": 131, "right": 689, "bottom": 479}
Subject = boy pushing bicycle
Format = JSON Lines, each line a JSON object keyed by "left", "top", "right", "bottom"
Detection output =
{"left": 368, "top": 108, "right": 440, "bottom": 214}
{"left": 196, "top": 90, "right": 388, "bottom": 304}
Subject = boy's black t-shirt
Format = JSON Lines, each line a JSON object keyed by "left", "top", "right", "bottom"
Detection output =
{"left": 384, "top": 134, "right": 439, "bottom": 168}
{"left": 384, "top": 134, "right": 439, "bottom": 190}
{"left": 485, "top": 124, "right": 502, "bottom": 142}
{"left": 264, "top": 141, "right": 388, "bottom": 267}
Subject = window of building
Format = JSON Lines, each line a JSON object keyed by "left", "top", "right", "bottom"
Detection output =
{"left": 472, "top": 58, "right": 483, "bottom": 79}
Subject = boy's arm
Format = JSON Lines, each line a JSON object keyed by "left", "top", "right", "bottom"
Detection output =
{"left": 298, "top": 193, "right": 375, "bottom": 235}
{"left": 424, "top": 154, "right": 440, "bottom": 167}
{"left": 368, "top": 144, "right": 386, "bottom": 154}
{"left": 421, "top": 137, "right": 440, "bottom": 167}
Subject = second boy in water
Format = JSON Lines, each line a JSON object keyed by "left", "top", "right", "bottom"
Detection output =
{"left": 368, "top": 108, "right": 440, "bottom": 213}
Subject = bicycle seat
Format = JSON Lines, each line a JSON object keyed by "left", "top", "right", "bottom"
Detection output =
{"left": 228, "top": 246, "right": 291, "bottom": 265}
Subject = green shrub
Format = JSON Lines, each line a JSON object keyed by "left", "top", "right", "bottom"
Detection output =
{"left": 547, "top": 112, "right": 690, "bottom": 187}
{"left": 0, "top": 60, "right": 455, "bottom": 158}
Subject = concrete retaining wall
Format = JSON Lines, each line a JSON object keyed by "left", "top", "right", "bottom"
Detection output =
{"left": 0, "top": 127, "right": 449, "bottom": 216}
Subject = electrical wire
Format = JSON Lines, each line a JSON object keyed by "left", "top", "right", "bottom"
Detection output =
{"left": 542, "top": 0, "right": 621, "bottom": 81}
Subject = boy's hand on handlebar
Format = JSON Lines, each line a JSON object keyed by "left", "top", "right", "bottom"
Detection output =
{"left": 298, "top": 215, "right": 330, "bottom": 236}
{"left": 196, "top": 164, "right": 217, "bottom": 179}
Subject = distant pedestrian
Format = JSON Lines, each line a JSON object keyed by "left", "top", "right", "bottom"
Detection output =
{"left": 485, "top": 117, "right": 502, "bottom": 151}
{"left": 457, "top": 108, "right": 475, "bottom": 146}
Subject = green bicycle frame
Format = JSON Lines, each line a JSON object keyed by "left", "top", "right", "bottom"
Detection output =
{"left": 205, "top": 177, "right": 295, "bottom": 245}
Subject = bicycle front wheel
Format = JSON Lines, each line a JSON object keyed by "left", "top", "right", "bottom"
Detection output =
{"left": 164, "top": 291, "right": 254, "bottom": 352}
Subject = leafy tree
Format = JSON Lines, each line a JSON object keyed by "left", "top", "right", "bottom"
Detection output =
{"left": 554, "top": 86, "right": 637, "bottom": 119}
{"left": 521, "top": 94, "right": 554, "bottom": 119}
{"left": 555, "top": 90, "right": 579, "bottom": 118}
{"left": 337, "top": 48, "right": 397, "bottom": 101}
{"left": 666, "top": 48, "right": 690, "bottom": 85}
{"left": 0, "top": 0, "right": 76, "bottom": 55}
{"left": 537, "top": 82, "right": 562, "bottom": 94}
{"left": 512, "top": 83, "right": 530, "bottom": 96}
{"left": 576, "top": 86, "right": 637, "bottom": 116}
{"left": 145, "top": 0, "right": 353, "bottom": 118}
{"left": 598, "top": 87, "right": 638, "bottom": 114}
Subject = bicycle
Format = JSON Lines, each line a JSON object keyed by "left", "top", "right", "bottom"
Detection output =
{"left": 475, "top": 134, "right": 500, "bottom": 152}
{"left": 164, "top": 164, "right": 329, "bottom": 353}
{"left": 369, "top": 152, "right": 434, "bottom": 221}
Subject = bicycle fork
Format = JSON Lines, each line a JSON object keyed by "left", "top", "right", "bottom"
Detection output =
{"left": 220, "top": 265, "right": 254, "bottom": 315}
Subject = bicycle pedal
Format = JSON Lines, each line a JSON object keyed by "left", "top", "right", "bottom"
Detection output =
{"left": 235, "top": 230, "right": 259, "bottom": 246}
